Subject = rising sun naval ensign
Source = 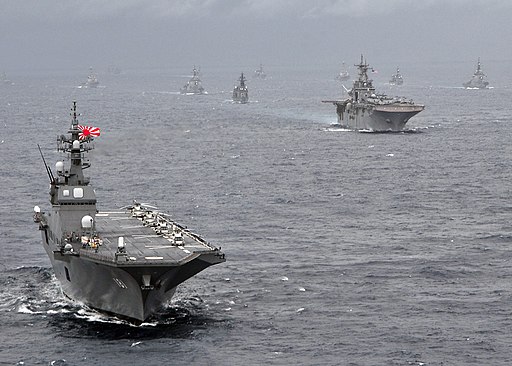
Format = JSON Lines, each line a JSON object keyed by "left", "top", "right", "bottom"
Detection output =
{"left": 33, "top": 102, "right": 225, "bottom": 322}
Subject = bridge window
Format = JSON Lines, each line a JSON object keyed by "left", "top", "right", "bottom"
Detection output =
{"left": 73, "top": 188, "right": 84, "bottom": 198}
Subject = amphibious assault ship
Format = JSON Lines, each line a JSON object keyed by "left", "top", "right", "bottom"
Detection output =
{"left": 463, "top": 58, "right": 489, "bottom": 89}
{"left": 180, "top": 66, "right": 206, "bottom": 95}
{"left": 323, "top": 56, "right": 424, "bottom": 132}
{"left": 232, "top": 72, "right": 249, "bottom": 103}
{"left": 33, "top": 102, "right": 225, "bottom": 322}
{"left": 389, "top": 67, "right": 403, "bottom": 85}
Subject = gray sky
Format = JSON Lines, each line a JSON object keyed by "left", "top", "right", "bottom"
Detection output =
{"left": 1, "top": 0, "right": 511, "bottom": 71}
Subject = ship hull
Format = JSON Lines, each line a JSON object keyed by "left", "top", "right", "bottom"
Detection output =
{"left": 233, "top": 93, "right": 249, "bottom": 104}
{"left": 463, "top": 82, "right": 488, "bottom": 89}
{"left": 43, "top": 235, "right": 221, "bottom": 322}
{"left": 335, "top": 103, "right": 424, "bottom": 132}
{"left": 180, "top": 90, "right": 205, "bottom": 95}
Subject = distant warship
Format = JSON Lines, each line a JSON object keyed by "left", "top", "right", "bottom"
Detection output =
{"left": 232, "top": 72, "right": 249, "bottom": 103}
{"left": 335, "top": 62, "right": 350, "bottom": 82}
{"left": 107, "top": 65, "right": 121, "bottom": 75}
{"left": 180, "top": 66, "right": 206, "bottom": 95}
{"left": 323, "top": 55, "right": 424, "bottom": 132}
{"left": 1, "top": 72, "right": 13, "bottom": 85}
{"left": 83, "top": 67, "right": 99, "bottom": 88}
{"left": 253, "top": 63, "right": 266, "bottom": 79}
{"left": 463, "top": 58, "right": 489, "bottom": 89}
{"left": 33, "top": 102, "right": 225, "bottom": 322}
{"left": 389, "top": 67, "right": 403, "bottom": 85}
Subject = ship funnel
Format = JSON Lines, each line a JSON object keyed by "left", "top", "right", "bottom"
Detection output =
{"left": 73, "top": 140, "right": 80, "bottom": 149}
{"left": 34, "top": 205, "right": 41, "bottom": 213}
{"left": 81, "top": 215, "right": 94, "bottom": 229}
{"left": 56, "top": 161, "right": 64, "bottom": 173}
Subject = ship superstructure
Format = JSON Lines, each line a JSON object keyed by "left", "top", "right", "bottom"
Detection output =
{"left": 180, "top": 66, "right": 206, "bottom": 95}
{"left": 33, "top": 102, "right": 225, "bottom": 322}
{"left": 84, "top": 67, "right": 99, "bottom": 88}
{"left": 323, "top": 55, "right": 424, "bottom": 131}
{"left": 335, "top": 62, "right": 350, "bottom": 82}
{"left": 232, "top": 72, "right": 249, "bottom": 103}
{"left": 254, "top": 63, "right": 266, "bottom": 79}
{"left": 463, "top": 58, "right": 489, "bottom": 89}
{"left": 389, "top": 67, "right": 403, "bottom": 85}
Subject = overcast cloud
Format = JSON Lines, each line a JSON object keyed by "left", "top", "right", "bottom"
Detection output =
{"left": 1, "top": 0, "right": 511, "bottom": 71}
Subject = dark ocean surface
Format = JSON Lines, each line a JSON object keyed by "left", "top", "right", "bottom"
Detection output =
{"left": 1, "top": 61, "right": 512, "bottom": 365}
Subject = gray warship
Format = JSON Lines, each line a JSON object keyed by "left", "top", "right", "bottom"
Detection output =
{"left": 335, "top": 62, "right": 350, "bottom": 82}
{"left": 83, "top": 67, "right": 99, "bottom": 88}
{"left": 389, "top": 67, "right": 403, "bottom": 85}
{"left": 1, "top": 72, "right": 13, "bottom": 85}
{"left": 180, "top": 66, "right": 206, "bottom": 95}
{"left": 253, "top": 63, "right": 266, "bottom": 79}
{"left": 33, "top": 102, "right": 225, "bottom": 322}
{"left": 323, "top": 56, "right": 424, "bottom": 132}
{"left": 232, "top": 72, "right": 249, "bottom": 103}
{"left": 463, "top": 58, "right": 489, "bottom": 89}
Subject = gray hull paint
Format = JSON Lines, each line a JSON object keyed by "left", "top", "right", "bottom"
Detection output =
{"left": 336, "top": 103, "right": 424, "bottom": 132}
{"left": 44, "top": 234, "right": 217, "bottom": 322}
{"left": 463, "top": 58, "right": 489, "bottom": 89}
{"left": 35, "top": 102, "right": 225, "bottom": 323}
{"left": 324, "top": 56, "right": 424, "bottom": 132}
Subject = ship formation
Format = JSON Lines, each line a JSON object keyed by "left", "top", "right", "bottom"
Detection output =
{"left": 33, "top": 102, "right": 225, "bottom": 322}
{"left": 323, "top": 55, "right": 424, "bottom": 132}
{"left": 180, "top": 66, "right": 206, "bottom": 95}
{"left": 389, "top": 67, "right": 403, "bottom": 85}
{"left": 232, "top": 72, "right": 249, "bottom": 103}
{"left": 463, "top": 58, "right": 489, "bottom": 89}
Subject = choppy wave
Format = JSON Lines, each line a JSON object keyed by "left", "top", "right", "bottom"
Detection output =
{"left": 0, "top": 266, "right": 224, "bottom": 334}
{"left": 3, "top": 68, "right": 512, "bottom": 365}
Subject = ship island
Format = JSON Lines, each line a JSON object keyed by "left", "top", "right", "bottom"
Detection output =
{"left": 33, "top": 102, "right": 225, "bottom": 323}
{"left": 323, "top": 55, "right": 424, "bottom": 132}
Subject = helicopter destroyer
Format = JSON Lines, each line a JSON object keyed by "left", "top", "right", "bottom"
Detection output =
{"left": 323, "top": 56, "right": 424, "bottom": 132}
{"left": 33, "top": 102, "right": 225, "bottom": 322}
{"left": 180, "top": 66, "right": 206, "bottom": 94}
{"left": 463, "top": 58, "right": 489, "bottom": 89}
{"left": 232, "top": 72, "right": 249, "bottom": 103}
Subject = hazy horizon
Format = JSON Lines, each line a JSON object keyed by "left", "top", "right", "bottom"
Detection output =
{"left": 2, "top": 0, "right": 512, "bottom": 73}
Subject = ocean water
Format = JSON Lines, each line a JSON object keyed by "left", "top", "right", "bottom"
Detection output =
{"left": 1, "top": 62, "right": 512, "bottom": 365}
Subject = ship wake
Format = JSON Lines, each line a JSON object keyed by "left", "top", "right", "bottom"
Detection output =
{"left": 1, "top": 266, "right": 222, "bottom": 331}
